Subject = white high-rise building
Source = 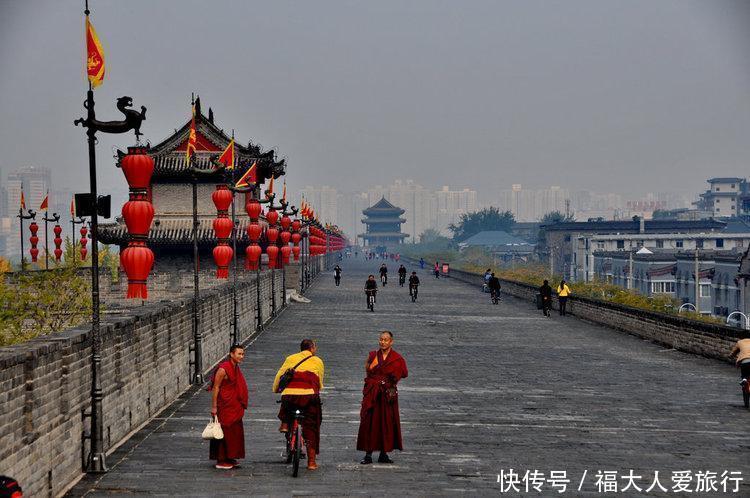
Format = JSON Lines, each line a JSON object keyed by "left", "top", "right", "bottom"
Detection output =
{"left": 497, "top": 184, "right": 570, "bottom": 221}
{"left": 300, "top": 185, "right": 338, "bottom": 227}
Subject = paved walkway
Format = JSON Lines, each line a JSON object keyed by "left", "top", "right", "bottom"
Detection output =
{"left": 69, "top": 259, "right": 749, "bottom": 496}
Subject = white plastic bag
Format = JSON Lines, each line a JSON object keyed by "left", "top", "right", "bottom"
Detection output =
{"left": 202, "top": 416, "right": 224, "bottom": 440}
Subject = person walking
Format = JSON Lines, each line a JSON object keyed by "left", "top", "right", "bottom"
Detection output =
{"left": 539, "top": 279, "right": 553, "bottom": 317}
{"left": 419, "top": 257, "right": 425, "bottom": 269}
{"left": 357, "top": 331, "right": 408, "bottom": 465}
{"left": 557, "top": 280, "right": 571, "bottom": 316}
{"left": 333, "top": 264, "right": 342, "bottom": 286}
{"left": 209, "top": 344, "right": 249, "bottom": 470}
{"left": 273, "top": 339, "right": 325, "bottom": 470}
{"left": 434, "top": 262, "right": 440, "bottom": 279}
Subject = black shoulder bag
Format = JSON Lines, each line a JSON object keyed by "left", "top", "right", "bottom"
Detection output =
{"left": 276, "top": 355, "right": 313, "bottom": 393}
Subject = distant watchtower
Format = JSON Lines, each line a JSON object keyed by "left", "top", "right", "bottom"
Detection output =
{"left": 359, "top": 197, "right": 408, "bottom": 252}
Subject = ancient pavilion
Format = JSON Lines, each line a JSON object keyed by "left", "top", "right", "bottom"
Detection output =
{"left": 359, "top": 197, "right": 408, "bottom": 251}
{"left": 98, "top": 98, "right": 286, "bottom": 269}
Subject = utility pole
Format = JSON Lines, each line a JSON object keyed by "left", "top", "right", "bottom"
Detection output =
{"left": 694, "top": 249, "right": 700, "bottom": 312}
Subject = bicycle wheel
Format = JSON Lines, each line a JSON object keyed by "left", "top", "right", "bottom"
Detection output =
{"left": 292, "top": 425, "right": 302, "bottom": 477}
{"left": 743, "top": 388, "right": 749, "bottom": 409}
{"left": 285, "top": 431, "right": 293, "bottom": 463}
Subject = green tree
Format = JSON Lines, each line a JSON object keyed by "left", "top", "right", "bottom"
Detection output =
{"left": 0, "top": 250, "right": 94, "bottom": 347}
{"left": 448, "top": 207, "right": 515, "bottom": 242}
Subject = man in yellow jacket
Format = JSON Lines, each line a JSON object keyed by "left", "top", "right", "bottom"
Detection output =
{"left": 273, "top": 339, "right": 325, "bottom": 470}
{"left": 729, "top": 338, "right": 750, "bottom": 382}
{"left": 557, "top": 280, "right": 571, "bottom": 316}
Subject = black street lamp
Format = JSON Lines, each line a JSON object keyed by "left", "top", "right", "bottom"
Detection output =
{"left": 42, "top": 212, "right": 61, "bottom": 270}
{"left": 73, "top": 2, "right": 147, "bottom": 473}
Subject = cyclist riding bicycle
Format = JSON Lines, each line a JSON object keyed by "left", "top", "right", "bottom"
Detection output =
{"left": 333, "top": 265, "right": 342, "bottom": 286}
{"left": 730, "top": 338, "right": 750, "bottom": 382}
{"left": 408, "top": 271, "right": 420, "bottom": 297}
{"left": 398, "top": 265, "right": 407, "bottom": 286}
{"left": 379, "top": 263, "right": 388, "bottom": 286}
{"left": 365, "top": 275, "right": 378, "bottom": 306}
{"left": 487, "top": 273, "right": 501, "bottom": 303}
{"left": 482, "top": 269, "right": 492, "bottom": 293}
{"left": 273, "top": 339, "right": 325, "bottom": 471}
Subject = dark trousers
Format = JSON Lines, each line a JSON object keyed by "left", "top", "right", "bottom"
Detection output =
{"left": 542, "top": 298, "right": 551, "bottom": 316}
{"left": 559, "top": 297, "right": 568, "bottom": 316}
{"left": 740, "top": 361, "right": 750, "bottom": 379}
{"left": 278, "top": 394, "right": 322, "bottom": 453}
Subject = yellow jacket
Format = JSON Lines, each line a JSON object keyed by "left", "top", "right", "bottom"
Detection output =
{"left": 731, "top": 338, "right": 750, "bottom": 365}
{"left": 557, "top": 284, "right": 571, "bottom": 297}
{"left": 272, "top": 350, "right": 325, "bottom": 395}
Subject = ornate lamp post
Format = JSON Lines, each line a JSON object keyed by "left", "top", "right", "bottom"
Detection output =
{"left": 17, "top": 209, "right": 36, "bottom": 271}
{"left": 42, "top": 212, "right": 61, "bottom": 269}
{"left": 73, "top": 1, "right": 148, "bottom": 473}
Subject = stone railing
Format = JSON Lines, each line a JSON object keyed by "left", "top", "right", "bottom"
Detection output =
{"left": 0, "top": 266, "right": 294, "bottom": 497}
{"left": 408, "top": 258, "right": 749, "bottom": 362}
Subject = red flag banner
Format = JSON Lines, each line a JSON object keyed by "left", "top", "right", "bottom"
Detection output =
{"left": 40, "top": 192, "right": 49, "bottom": 211}
{"left": 70, "top": 197, "right": 75, "bottom": 216}
{"left": 217, "top": 138, "right": 234, "bottom": 170}
{"left": 235, "top": 162, "right": 256, "bottom": 188}
{"left": 185, "top": 105, "right": 197, "bottom": 163}
{"left": 85, "top": 15, "right": 105, "bottom": 88}
{"left": 20, "top": 189, "right": 26, "bottom": 210}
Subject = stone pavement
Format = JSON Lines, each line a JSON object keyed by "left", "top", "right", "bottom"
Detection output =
{"left": 68, "top": 259, "right": 750, "bottom": 497}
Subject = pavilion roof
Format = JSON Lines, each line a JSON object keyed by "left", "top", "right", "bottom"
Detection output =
{"left": 143, "top": 98, "right": 285, "bottom": 183}
{"left": 362, "top": 197, "right": 405, "bottom": 216}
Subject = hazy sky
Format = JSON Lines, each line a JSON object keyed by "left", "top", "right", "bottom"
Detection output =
{"left": 1, "top": 0, "right": 749, "bottom": 204}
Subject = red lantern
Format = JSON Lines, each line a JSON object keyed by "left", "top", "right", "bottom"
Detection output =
{"left": 291, "top": 232, "right": 301, "bottom": 245}
{"left": 212, "top": 185, "right": 232, "bottom": 211}
{"left": 281, "top": 245, "right": 292, "bottom": 265}
{"left": 292, "top": 246, "right": 300, "bottom": 261}
{"left": 266, "top": 227, "right": 279, "bottom": 244}
{"left": 291, "top": 220, "right": 301, "bottom": 232}
{"left": 280, "top": 231, "right": 291, "bottom": 245}
{"left": 213, "top": 245, "right": 233, "bottom": 278}
{"left": 80, "top": 232, "right": 88, "bottom": 261}
{"left": 53, "top": 225, "right": 62, "bottom": 237}
{"left": 245, "top": 244, "right": 261, "bottom": 270}
{"left": 119, "top": 146, "right": 156, "bottom": 297}
{"left": 245, "top": 198, "right": 262, "bottom": 220}
{"left": 80, "top": 226, "right": 88, "bottom": 238}
{"left": 120, "top": 243, "right": 154, "bottom": 298}
{"left": 30, "top": 247, "right": 39, "bottom": 262}
{"left": 247, "top": 222, "right": 262, "bottom": 242}
{"left": 266, "top": 209, "right": 279, "bottom": 226}
{"left": 54, "top": 248, "right": 63, "bottom": 260}
{"left": 213, "top": 217, "right": 233, "bottom": 240}
{"left": 280, "top": 215, "right": 291, "bottom": 230}
{"left": 120, "top": 145, "right": 154, "bottom": 190}
{"left": 29, "top": 222, "right": 39, "bottom": 263}
{"left": 53, "top": 223, "right": 63, "bottom": 262}
{"left": 122, "top": 200, "right": 154, "bottom": 236}
{"left": 266, "top": 245, "right": 279, "bottom": 269}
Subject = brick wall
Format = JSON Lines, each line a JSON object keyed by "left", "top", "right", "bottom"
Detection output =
{"left": 0, "top": 266, "right": 299, "bottom": 497}
{"left": 417, "top": 261, "right": 749, "bottom": 362}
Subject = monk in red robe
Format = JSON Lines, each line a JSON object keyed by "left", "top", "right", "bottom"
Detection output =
{"left": 357, "top": 330, "right": 408, "bottom": 464}
{"left": 209, "top": 344, "right": 248, "bottom": 470}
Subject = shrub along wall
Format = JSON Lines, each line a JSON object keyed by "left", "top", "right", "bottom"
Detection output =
{"left": 436, "top": 264, "right": 749, "bottom": 362}
{"left": 0, "top": 266, "right": 291, "bottom": 498}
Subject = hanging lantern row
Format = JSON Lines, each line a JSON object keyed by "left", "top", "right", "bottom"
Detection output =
{"left": 291, "top": 219, "right": 301, "bottom": 261}
{"left": 80, "top": 225, "right": 88, "bottom": 261}
{"left": 53, "top": 224, "right": 63, "bottom": 262}
{"left": 212, "top": 184, "right": 233, "bottom": 278}
{"left": 29, "top": 222, "right": 39, "bottom": 263}
{"left": 245, "top": 196, "right": 262, "bottom": 270}
{"left": 118, "top": 146, "right": 155, "bottom": 299}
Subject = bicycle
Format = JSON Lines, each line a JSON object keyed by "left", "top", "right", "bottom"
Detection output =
{"left": 366, "top": 290, "right": 376, "bottom": 312}
{"left": 380, "top": 274, "right": 387, "bottom": 286}
{"left": 490, "top": 289, "right": 499, "bottom": 305}
{"left": 399, "top": 274, "right": 406, "bottom": 287}
{"left": 410, "top": 284, "right": 418, "bottom": 302}
{"left": 283, "top": 408, "right": 306, "bottom": 477}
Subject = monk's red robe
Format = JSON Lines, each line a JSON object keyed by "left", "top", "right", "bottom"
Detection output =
{"left": 356, "top": 349, "right": 408, "bottom": 453}
{"left": 208, "top": 359, "right": 248, "bottom": 461}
